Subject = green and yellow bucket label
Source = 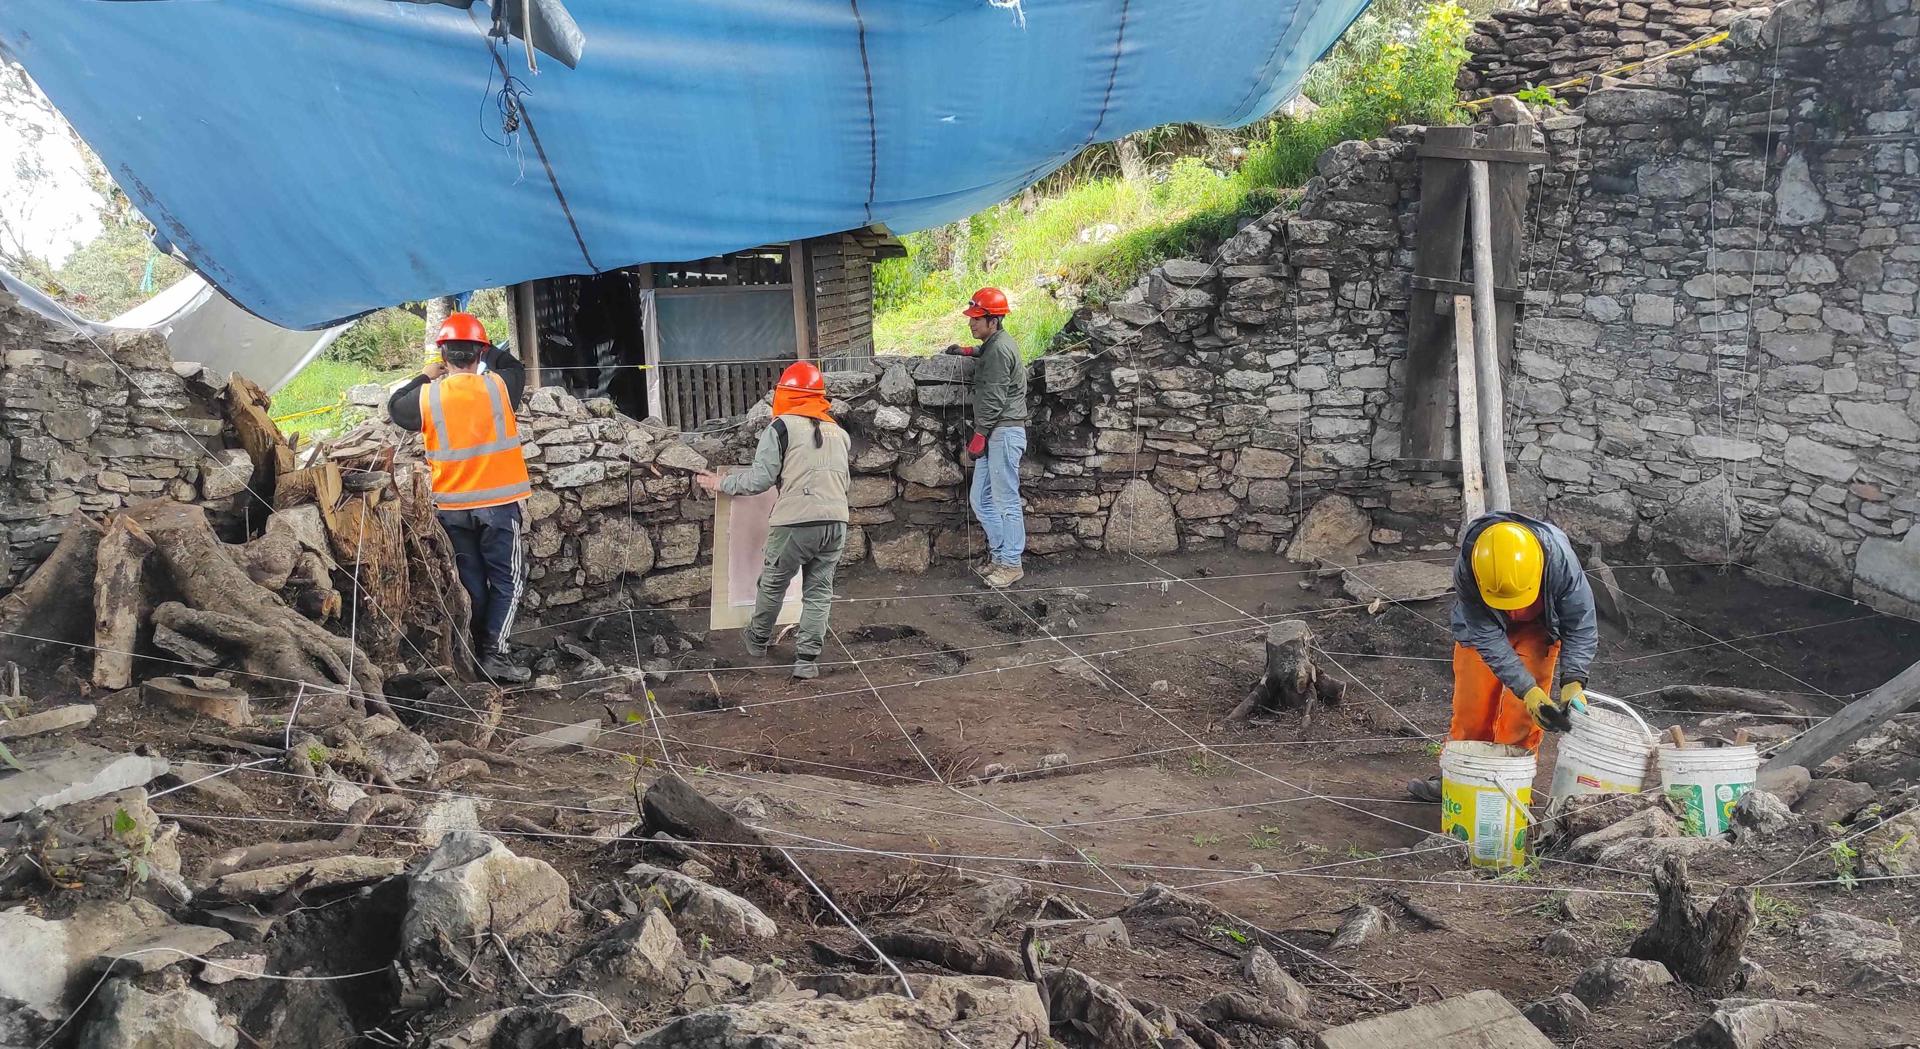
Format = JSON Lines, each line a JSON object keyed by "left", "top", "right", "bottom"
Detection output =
{"left": 1441, "top": 779, "right": 1532, "bottom": 869}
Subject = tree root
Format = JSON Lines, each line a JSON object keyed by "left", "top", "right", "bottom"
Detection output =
{"left": 202, "top": 793, "right": 411, "bottom": 879}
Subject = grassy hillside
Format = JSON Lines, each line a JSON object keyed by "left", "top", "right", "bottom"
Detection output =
{"left": 875, "top": 0, "right": 1474, "bottom": 358}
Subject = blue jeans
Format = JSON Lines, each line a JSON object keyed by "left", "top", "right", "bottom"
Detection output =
{"left": 969, "top": 426, "right": 1027, "bottom": 567}
{"left": 438, "top": 502, "right": 525, "bottom": 658}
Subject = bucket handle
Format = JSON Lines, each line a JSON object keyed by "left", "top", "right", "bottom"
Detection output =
{"left": 1583, "top": 690, "right": 1657, "bottom": 744}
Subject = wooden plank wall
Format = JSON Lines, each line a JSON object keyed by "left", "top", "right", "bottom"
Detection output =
{"left": 659, "top": 361, "right": 785, "bottom": 431}
{"left": 809, "top": 231, "right": 879, "bottom": 365}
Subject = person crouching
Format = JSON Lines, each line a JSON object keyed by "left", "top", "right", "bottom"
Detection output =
{"left": 696, "top": 362, "right": 851, "bottom": 680}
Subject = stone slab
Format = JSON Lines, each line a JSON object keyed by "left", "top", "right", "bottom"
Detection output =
{"left": 1315, "top": 990, "right": 1554, "bottom": 1049}
{"left": 0, "top": 704, "right": 98, "bottom": 741}
{"left": 1342, "top": 560, "right": 1454, "bottom": 603}
{"left": 95, "top": 923, "right": 234, "bottom": 974}
{"left": 0, "top": 743, "right": 169, "bottom": 819}
{"left": 502, "top": 719, "right": 604, "bottom": 754}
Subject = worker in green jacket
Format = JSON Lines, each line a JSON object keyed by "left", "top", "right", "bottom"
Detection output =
{"left": 695, "top": 362, "right": 850, "bottom": 680}
{"left": 944, "top": 287, "right": 1030, "bottom": 589}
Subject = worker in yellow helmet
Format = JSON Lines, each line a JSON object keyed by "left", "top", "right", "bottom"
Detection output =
{"left": 1408, "top": 512, "right": 1599, "bottom": 802}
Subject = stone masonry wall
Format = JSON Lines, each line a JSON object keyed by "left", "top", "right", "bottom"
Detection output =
{"left": 0, "top": 294, "right": 248, "bottom": 588}
{"left": 1458, "top": 0, "right": 1771, "bottom": 105}
{"left": 7, "top": 0, "right": 1915, "bottom": 622}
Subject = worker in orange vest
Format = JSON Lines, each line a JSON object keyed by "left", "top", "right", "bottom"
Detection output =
{"left": 1408, "top": 513, "right": 1598, "bottom": 801}
{"left": 387, "top": 312, "right": 533, "bottom": 684}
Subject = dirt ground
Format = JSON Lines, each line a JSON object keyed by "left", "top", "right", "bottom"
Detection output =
{"left": 42, "top": 545, "right": 1920, "bottom": 1046}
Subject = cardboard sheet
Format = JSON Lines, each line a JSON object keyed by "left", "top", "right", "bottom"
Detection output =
{"left": 710, "top": 489, "right": 802, "bottom": 632}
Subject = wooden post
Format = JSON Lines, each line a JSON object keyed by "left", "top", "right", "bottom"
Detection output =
{"left": 92, "top": 514, "right": 154, "bottom": 690}
{"left": 1400, "top": 126, "right": 1475, "bottom": 460}
{"left": 1468, "top": 159, "right": 1511, "bottom": 512}
{"left": 1764, "top": 658, "right": 1920, "bottom": 773}
{"left": 1452, "top": 295, "right": 1487, "bottom": 525}
{"left": 510, "top": 282, "right": 542, "bottom": 388}
{"left": 1485, "top": 124, "right": 1531, "bottom": 369}
{"left": 789, "top": 240, "right": 814, "bottom": 362}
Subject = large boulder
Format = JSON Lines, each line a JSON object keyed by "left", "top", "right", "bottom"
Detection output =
{"left": 1103, "top": 480, "right": 1178, "bottom": 556}
{"left": 0, "top": 901, "right": 167, "bottom": 1022}
{"left": 75, "top": 980, "right": 237, "bottom": 1049}
{"left": 1285, "top": 495, "right": 1372, "bottom": 566}
{"left": 625, "top": 863, "right": 778, "bottom": 940}
{"left": 631, "top": 974, "right": 1046, "bottom": 1048}
{"left": 1551, "top": 490, "right": 1638, "bottom": 547}
{"left": 404, "top": 832, "right": 571, "bottom": 952}
{"left": 1745, "top": 519, "right": 1850, "bottom": 596}
{"left": 1570, "top": 957, "right": 1673, "bottom": 1007}
{"left": 1654, "top": 474, "right": 1742, "bottom": 562}
{"left": 1854, "top": 530, "right": 1920, "bottom": 618}
{"left": 869, "top": 530, "right": 932, "bottom": 575}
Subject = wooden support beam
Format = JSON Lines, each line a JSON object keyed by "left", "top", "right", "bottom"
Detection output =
{"left": 510, "top": 282, "right": 542, "bottom": 389}
{"left": 1453, "top": 295, "right": 1487, "bottom": 526}
{"left": 1409, "top": 274, "right": 1522, "bottom": 302}
{"left": 1400, "top": 126, "right": 1475, "bottom": 460}
{"left": 1763, "top": 658, "right": 1920, "bottom": 773}
{"left": 1416, "top": 143, "right": 1549, "bottom": 164}
{"left": 1468, "top": 160, "right": 1512, "bottom": 513}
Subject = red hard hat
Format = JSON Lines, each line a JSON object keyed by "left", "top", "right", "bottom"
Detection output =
{"left": 435, "top": 311, "right": 489, "bottom": 346}
{"left": 963, "top": 286, "right": 1010, "bottom": 318}
{"left": 778, "top": 360, "right": 826, "bottom": 392}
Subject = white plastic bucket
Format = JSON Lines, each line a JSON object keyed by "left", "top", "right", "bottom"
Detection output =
{"left": 1551, "top": 693, "right": 1658, "bottom": 802}
{"left": 1659, "top": 743, "right": 1760, "bottom": 837}
{"left": 1440, "top": 741, "right": 1537, "bottom": 869}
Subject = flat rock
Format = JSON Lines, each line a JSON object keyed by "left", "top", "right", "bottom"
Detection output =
{"left": 210, "top": 855, "right": 406, "bottom": 902}
{"left": 1317, "top": 989, "right": 1554, "bottom": 1049}
{"left": 1523, "top": 993, "right": 1591, "bottom": 1039}
{"left": 74, "top": 980, "right": 236, "bottom": 1049}
{"left": 627, "top": 862, "right": 778, "bottom": 940}
{"left": 195, "top": 944, "right": 268, "bottom": 985}
{"left": 1590, "top": 834, "right": 1730, "bottom": 874}
{"left": 502, "top": 719, "right": 603, "bottom": 754}
{"left": 406, "top": 832, "right": 571, "bottom": 949}
{"left": 1570, "top": 957, "right": 1673, "bottom": 1008}
{"left": 95, "top": 924, "right": 234, "bottom": 975}
{"left": 0, "top": 743, "right": 170, "bottom": 819}
{"left": 631, "top": 974, "right": 1046, "bottom": 1048}
{"left": 1342, "top": 560, "right": 1454, "bottom": 603}
{"left": 1567, "top": 806, "right": 1682, "bottom": 862}
{"left": 0, "top": 704, "right": 98, "bottom": 741}
{"left": 1104, "top": 479, "right": 1178, "bottom": 556}
{"left": 1668, "top": 998, "right": 1825, "bottom": 1049}
{"left": 1795, "top": 910, "right": 1902, "bottom": 968}
{"left": 1753, "top": 764, "right": 1810, "bottom": 808}
{"left": 1792, "top": 778, "right": 1876, "bottom": 826}
{"left": 0, "top": 901, "right": 168, "bottom": 1019}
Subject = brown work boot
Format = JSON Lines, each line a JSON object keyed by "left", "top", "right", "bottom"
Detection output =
{"left": 983, "top": 563, "right": 1025, "bottom": 590}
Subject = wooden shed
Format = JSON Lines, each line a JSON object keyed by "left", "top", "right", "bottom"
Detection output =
{"left": 510, "top": 227, "right": 904, "bottom": 428}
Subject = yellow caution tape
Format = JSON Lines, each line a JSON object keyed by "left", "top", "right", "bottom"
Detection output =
{"left": 270, "top": 400, "right": 345, "bottom": 424}
{"left": 1461, "top": 29, "right": 1730, "bottom": 108}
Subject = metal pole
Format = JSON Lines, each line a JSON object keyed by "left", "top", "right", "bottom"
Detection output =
{"left": 1468, "top": 159, "right": 1511, "bottom": 512}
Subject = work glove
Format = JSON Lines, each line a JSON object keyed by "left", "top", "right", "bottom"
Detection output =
{"left": 1522, "top": 686, "right": 1573, "bottom": 733}
{"left": 1560, "top": 680, "right": 1590, "bottom": 716}
{"left": 944, "top": 343, "right": 978, "bottom": 357}
{"left": 966, "top": 432, "right": 988, "bottom": 458}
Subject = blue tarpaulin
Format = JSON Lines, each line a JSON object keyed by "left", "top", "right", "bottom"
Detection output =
{"left": 5, "top": 0, "right": 1369, "bottom": 330}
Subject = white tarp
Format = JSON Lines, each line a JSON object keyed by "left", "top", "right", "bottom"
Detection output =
{"left": 1, "top": 266, "right": 347, "bottom": 392}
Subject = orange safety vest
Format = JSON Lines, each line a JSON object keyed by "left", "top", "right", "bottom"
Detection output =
{"left": 419, "top": 371, "right": 531, "bottom": 511}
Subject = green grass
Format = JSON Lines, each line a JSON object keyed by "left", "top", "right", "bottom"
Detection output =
{"left": 873, "top": 2, "right": 1471, "bottom": 359}
{"left": 271, "top": 357, "right": 409, "bottom": 439}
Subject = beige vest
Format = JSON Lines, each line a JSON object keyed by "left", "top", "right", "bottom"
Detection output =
{"left": 771, "top": 416, "right": 851, "bottom": 526}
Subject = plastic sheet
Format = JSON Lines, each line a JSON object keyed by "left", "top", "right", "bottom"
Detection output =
{"left": 7, "top": 0, "right": 1369, "bottom": 330}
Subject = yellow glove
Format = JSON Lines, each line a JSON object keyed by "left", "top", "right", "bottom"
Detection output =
{"left": 1522, "top": 686, "right": 1572, "bottom": 733}
{"left": 1560, "top": 681, "right": 1589, "bottom": 716}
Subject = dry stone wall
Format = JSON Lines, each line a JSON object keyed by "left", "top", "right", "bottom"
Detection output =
{"left": 6, "top": 0, "right": 1915, "bottom": 623}
{"left": 0, "top": 294, "right": 245, "bottom": 588}
{"left": 1458, "top": 0, "right": 1770, "bottom": 105}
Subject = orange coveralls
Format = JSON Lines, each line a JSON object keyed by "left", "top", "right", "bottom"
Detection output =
{"left": 1448, "top": 616, "right": 1560, "bottom": 753}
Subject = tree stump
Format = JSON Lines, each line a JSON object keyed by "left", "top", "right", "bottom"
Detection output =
{"left": 92, "top": 514, "right": 156, "bottom": 690}
{"left": 0, "top": 517, "right": 104, "bottom": 664}
{"left": 1228, "top": 620, "right": 1346, "bottom": 721}
{"left": 1628, "top": 854, "right": 1753, "bottom": 992}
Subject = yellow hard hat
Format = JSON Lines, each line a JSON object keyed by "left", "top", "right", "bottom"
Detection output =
{"left": 1471, "top": 521, "right": 1544, "bottom": 610}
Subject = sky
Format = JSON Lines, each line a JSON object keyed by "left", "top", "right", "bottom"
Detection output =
{"left": 0, "top": 63, "right": 104, "bottom": 268}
